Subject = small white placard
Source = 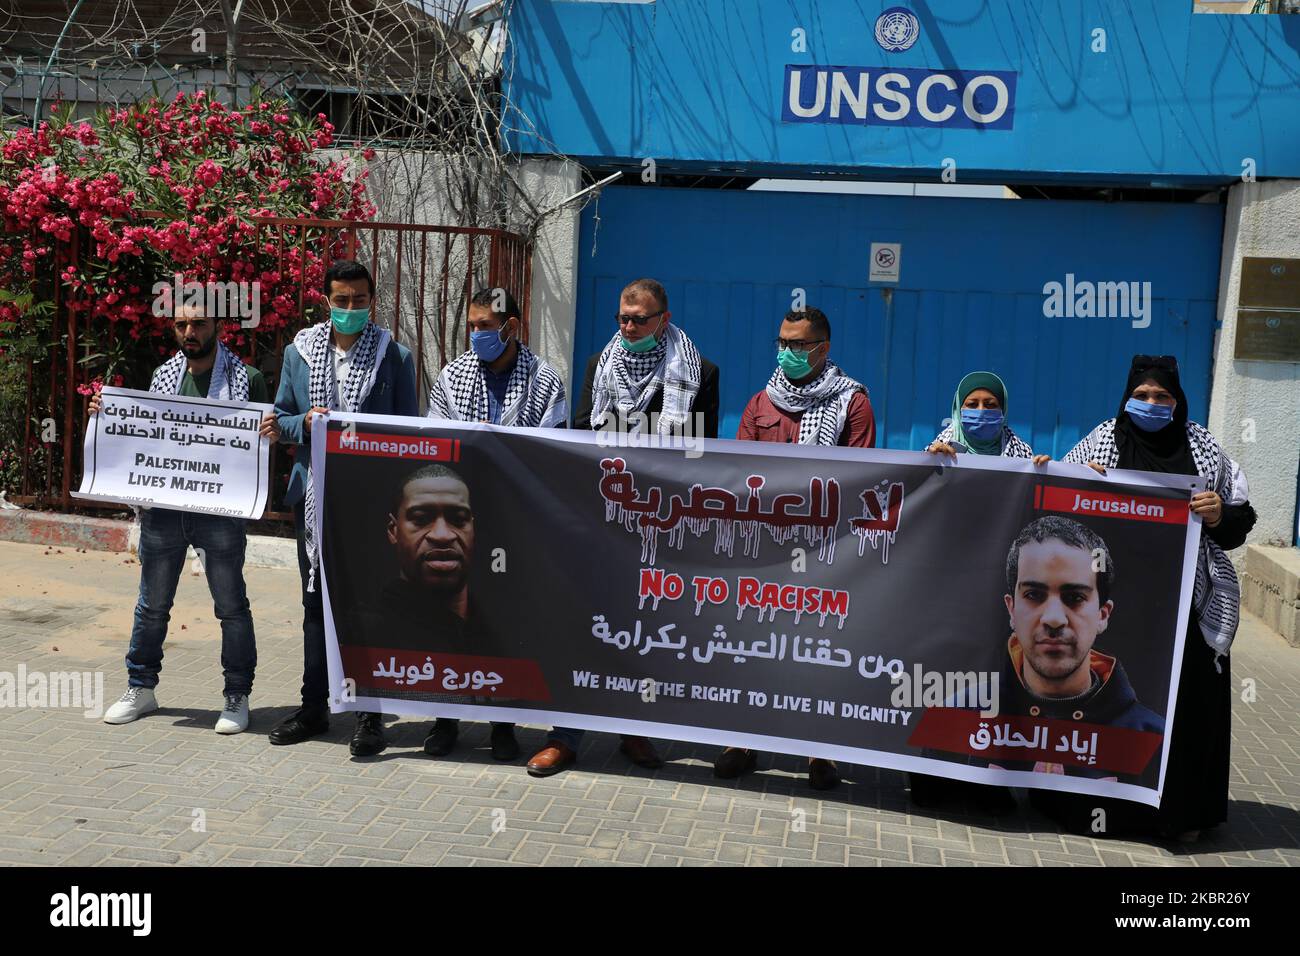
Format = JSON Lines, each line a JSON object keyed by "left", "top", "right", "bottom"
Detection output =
{"left": 870, "top": 242, "right": 902, "bottom": 283}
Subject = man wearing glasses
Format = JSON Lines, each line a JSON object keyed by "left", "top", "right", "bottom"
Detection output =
{"left": 269, "top": 260, "right": 419, "bottom": 754}
{"left": 737, "top": 306, "right": 874, "bottom": 448}
{"left": 715, "top": 305, "right": 875, "bottom": 790}
{"left": 527, "top": 277, "right": 719, "bottom": 777}
{"left": 572, "top": 277, "right": 719, "bottom": 438}
{"left": 95, "top": 298, "right": 278, "bottom": 735}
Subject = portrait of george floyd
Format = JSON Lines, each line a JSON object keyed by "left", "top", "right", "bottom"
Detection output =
{"left": 345, "top": 462, "right": 491, "bottom": 653}
{"left": 319, "top": 433, "right": 562, "bottom": 709}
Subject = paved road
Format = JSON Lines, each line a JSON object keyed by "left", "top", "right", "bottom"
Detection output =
{"left": 0, "top": 540, "right": 1296, "bottom": 866}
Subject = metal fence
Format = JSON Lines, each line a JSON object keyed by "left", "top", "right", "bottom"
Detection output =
{"left": 6, "top": 215, "right": 532, "bottom": 524}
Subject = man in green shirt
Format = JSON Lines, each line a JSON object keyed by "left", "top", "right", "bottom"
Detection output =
{"left": 94, "top": 301, "right": 278, "bottom": 735}
{"left": 177, "top": 362, "right": 270, "bottom": 403}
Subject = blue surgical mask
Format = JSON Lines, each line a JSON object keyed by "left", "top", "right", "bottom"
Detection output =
{"left": 471, "top": 324, "right": 511, "bottom": 363}
{"left": 330, "top": 306, "right": 369, "bottom": 336}
{"left": 959, "top": 408, "right": 1004, "bottom": 441}
{"left": 1125, "top": 397, "right": 1174, "bottom": 432}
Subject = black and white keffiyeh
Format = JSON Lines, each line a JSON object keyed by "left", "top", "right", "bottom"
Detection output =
{"left": 1064, "top": 419, "right": 1249, "bottom": 660}
{"left": 589, "top": 323, "right": 701, "bottom": 435}
{"left": 765, "top": 363, "right": 865, "bottom": 446}
{"left": 428, "top": 343, "right": 567, "bottom": 428}
{"left": 295, "top": 320, "right": 390, "bottom": 591}
{"left": 149, "top": 340, "right": 250, "bottom": 402}
{"left": 932, "top": 421, "right": 1035, "bottom": 459}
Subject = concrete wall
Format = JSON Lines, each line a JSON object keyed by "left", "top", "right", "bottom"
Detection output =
{"left": 1243, "top": 544, "right": 1300, "bottom": 647}
{"left": 1207, "top": 180, "right": 1300, "bottom": 550}
{"left": 512, "top": 158, "right": 583, "bottom": 394}
{"left": 358, "top": 151, "right": 581, "bottom": 402}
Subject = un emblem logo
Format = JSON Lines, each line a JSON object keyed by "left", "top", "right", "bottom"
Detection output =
{"left": 875, "top": 7, "right": 920, "bottom": 52}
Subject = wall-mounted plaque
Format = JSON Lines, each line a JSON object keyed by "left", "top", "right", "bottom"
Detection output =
{"left": 1240, "top": 257, "right": 1300, "bottom": 310}
{"left": 1234, "top": 309, "right": 1300, "bottom": 362}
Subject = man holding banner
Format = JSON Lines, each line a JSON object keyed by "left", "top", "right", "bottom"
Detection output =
{"left": 714, "top": 305, "right": 873, "bottom": 790}
{"left": 313, "top": 385, "right": 1201, "bottom": 811}
{"left": 95, "top": 299, "right": 278, "bottom": 734}
{"left": 527, "top": 277, "right": 719, "bottom": 777}
{"left": 422, "top": 287, "right": 567, "bottom": 762}
{"left": 269, "top": 260, "right": 419, "bottom": 756}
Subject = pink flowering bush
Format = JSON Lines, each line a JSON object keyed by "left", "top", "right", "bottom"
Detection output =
{"left": 0, "top": 90, "right": 375, "bottom": 501}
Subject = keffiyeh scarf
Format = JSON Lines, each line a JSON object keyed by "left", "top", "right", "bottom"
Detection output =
{"left": 149, "top": 340, "right": 249, "bottom": 402}
{"left": 589, "top": 324, "right": 701, "bottom": 435}
{"left": 296, "top": 320, "right": 390, "bottom": 591}
{"left": 428, "top": 343, "right": 567, "bottom": 428}
{"left": 1064, "top": 419, "right": 1249, "bottom": 661}
{"left": 765, "top": 363, "right": 865, "bottom": 446}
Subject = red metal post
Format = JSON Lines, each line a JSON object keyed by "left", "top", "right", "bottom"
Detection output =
{"left": 392, "top": 225, "right": 403, "bottom": 343}
{"left": 416, "top": 231, "right": 427, "bottom": 396}
{"left": 439, "top": 235, "right": 450, "bottom": 366}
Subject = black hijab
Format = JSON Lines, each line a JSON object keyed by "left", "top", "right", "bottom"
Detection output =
{"left": 1114, "top": 354, "right": 1196, "bottom": 476}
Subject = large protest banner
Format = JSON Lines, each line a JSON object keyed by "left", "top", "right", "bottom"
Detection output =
{"left": 74, "top": 386, "right": 273, "bottom": 519}
{"left": 315, "top": 413, "right": 1204, "bottom": 806}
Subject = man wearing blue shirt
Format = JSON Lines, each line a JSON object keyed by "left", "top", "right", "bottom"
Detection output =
{"left": 269, "top": 260, "right": 419, "bottom": 756}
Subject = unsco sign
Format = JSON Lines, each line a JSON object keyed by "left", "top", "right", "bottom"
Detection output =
{"left": 782, "top": 65, "right": 1018, "bottom": 130}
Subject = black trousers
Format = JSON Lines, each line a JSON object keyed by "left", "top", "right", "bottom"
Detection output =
{"left": 294, "top": 502, "right": 330, "bottom": 712}
{"left": 1030, "top": 619, "right": 1230, "bottom": 837}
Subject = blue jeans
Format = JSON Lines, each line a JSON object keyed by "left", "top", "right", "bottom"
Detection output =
{"left": 127, "top": 507, "right": 257, "bottom": 696}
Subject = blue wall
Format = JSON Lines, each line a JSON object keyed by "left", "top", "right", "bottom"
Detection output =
{"left": 507, "top": 0, "right": 1300, "bottom": 184}
{"left": 575, "top": 187, "right": 1225, "bottom": 454}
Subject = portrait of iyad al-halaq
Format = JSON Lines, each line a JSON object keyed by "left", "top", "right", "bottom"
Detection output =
{"left": 918, "top": 515, "right": 1168, "bottom": 787}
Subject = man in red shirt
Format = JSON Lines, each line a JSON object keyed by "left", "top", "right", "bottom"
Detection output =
{"left": 718, "top": 306, "right": 876, "bottom": 789}
{"left": 736, "top": 308, "right": 874, "bottom": 447}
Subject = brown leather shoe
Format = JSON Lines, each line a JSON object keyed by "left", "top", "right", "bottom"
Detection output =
{"left": 619, "top": 735, "right": 663, "bottom": 769}
{"left": 527, "top": 742, "right": 577, "bottom": 777}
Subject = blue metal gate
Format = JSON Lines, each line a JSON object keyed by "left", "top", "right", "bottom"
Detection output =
{"left": 574, "top": 187, "right": 1224, "bottom": 457}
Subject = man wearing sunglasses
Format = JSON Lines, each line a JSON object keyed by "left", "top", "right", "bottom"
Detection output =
{"left": 95, "top": 298, "right": 278, "bottom": 735}
{"left": 572, "top": 278, "right": 719, "bottom": 439}
{"left": 528, "top": 277, "right": 719, "bottom": 777}
{"left": 715, "top": 305, "right": 875, "bottom": 790}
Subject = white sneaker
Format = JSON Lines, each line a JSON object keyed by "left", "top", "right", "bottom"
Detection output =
{"left": 215, "top": 694, "right": 249, "bottom": 735}
{"left": 103, "top": 687, "right": 159, "bottom": 724}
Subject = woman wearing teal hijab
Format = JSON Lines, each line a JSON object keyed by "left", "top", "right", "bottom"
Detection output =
{"left": 926, "top": 371, "right": 1047, "bottom": 462}
{"left": 911, "top": 371, "right": 1047, "bottom": 815}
